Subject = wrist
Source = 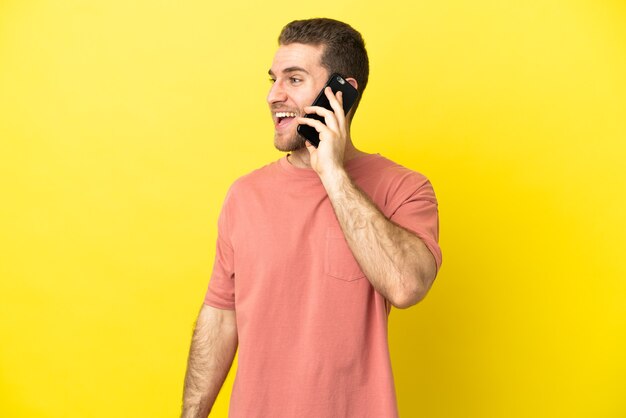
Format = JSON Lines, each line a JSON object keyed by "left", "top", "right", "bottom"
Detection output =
{"left": 320, "top": 166, "right": 351, "bottom": 196}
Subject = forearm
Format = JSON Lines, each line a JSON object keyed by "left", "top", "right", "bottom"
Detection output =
{"left": 320, "top": 169, "right": 437, "bottom": 308}
{"left": 181, "top": 304, "right": 238, "bottom": 418}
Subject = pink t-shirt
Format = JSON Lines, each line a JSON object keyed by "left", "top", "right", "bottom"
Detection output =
{"left": 204, "top": 154, "right": 441, "bottom": 418}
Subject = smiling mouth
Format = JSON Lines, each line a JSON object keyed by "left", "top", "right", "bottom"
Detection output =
{"left": 275, "top": 111, "right": 298, "bottom": 128}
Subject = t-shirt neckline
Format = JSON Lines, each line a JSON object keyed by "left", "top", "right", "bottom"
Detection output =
{"left": 278, "top": 153, "right": 382, "bottom": 178}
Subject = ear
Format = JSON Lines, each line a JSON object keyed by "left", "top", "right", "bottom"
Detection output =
{"left": 345, "top": 77, "right": 358, "bottom": 91}
{"left": 344, "top": 78, "right": 359, "bottom": 123}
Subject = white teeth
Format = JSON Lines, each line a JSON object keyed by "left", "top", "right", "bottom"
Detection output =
{"left": 275, "top": 112, "right": 296, "bottom": 118}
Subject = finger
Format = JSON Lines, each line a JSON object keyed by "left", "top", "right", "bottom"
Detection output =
{"left": 303, "top": 105, "right": 334, "bottom": 119}
{"left": 324, "top": 87, "right": 346, "bottom": 132}
{"left": 335, "top": 91, "right": 345, "bottom": 132}
{"left": 296, "top": 116, "right": 327, "bottom": 133}
{"left": 296, "top": 106, "right": 339, "bottom": 132}
{"left": 324, "top": 86, "right": 344, "bottom": 111}
{"left": 302, "top": 105, "right": 339, "bottom": 132}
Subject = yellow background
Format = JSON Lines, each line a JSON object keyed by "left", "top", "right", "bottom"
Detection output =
{"left": 1, "top": 0, "right": 625, "bottom": 417}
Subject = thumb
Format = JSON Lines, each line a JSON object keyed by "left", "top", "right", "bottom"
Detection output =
{"left": 305, "top": 140, "right": 316, "bottom": 154}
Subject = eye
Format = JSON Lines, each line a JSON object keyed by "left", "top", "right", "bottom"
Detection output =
{"left": 290, "top": 77, "right": 302, "bottom": 84}
{"left": 269, "top": 78, "right": 276, "bottom": 84}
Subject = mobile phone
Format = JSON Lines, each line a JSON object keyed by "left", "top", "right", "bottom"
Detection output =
{"left": 297, "top": 73, "right": 359, "bottom": 147}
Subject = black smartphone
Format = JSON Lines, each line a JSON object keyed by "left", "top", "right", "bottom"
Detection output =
{"left": 297, "top": 73, "right": 359, "bottom": 147}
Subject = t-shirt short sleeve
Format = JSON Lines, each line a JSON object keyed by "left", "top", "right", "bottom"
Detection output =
{"left": 388, "top": 174, "right": 442, "bottom": 271}
{"left": 204, "top": 189, "right": 236, "bottom": 310}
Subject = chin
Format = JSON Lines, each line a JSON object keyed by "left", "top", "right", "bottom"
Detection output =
{"left": 274, "top": 132, "right": 306, "bottom": 152}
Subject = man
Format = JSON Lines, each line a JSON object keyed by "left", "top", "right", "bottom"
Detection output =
{"left": 181, "top": 18, "right": 442, "bottom": 418}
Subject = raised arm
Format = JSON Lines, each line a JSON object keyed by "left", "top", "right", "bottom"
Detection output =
{"left": 321, "top": 173, "right": 437, "bottom": 308}
{"left": 297, "top": 87, "right": 438, "bottom": 308}
{"left": 181, "top": 304, "right": 238, "bottom": 418}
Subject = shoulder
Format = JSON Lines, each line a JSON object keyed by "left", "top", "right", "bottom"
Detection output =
{"left": 360, "top": 154, "right": 434, "bottom": 197}
{"left": 226, "top": 159, "right": 282, "bottom": 196}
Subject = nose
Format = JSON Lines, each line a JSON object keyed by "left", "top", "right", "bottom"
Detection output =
{"left": 267, "top": 80, "right": 287, "bottom": 105}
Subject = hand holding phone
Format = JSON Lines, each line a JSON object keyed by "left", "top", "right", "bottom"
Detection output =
{"left": 297, "top": 73, "right": 359, "bottom": 148}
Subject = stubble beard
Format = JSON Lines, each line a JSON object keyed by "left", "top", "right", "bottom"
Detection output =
{"left": 274, "top": 130, "right": 306, "bottom": 152}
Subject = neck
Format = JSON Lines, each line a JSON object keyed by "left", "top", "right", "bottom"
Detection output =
{"left": 287, "top": 140, "right": 367, "bottom": 169}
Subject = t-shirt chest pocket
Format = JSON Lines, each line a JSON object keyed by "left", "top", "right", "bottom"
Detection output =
{"left": 324, "top": 226, "right": 366, "bottom": 282}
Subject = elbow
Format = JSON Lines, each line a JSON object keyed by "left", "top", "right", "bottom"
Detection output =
{"left": 389, "top": 271, "right": 436, "bottom": 309}
{"left": 389, "top": 285, "right": 426, "bottom": 309}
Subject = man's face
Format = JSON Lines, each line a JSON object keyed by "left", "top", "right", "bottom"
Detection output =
{"left": 267, "top": 43, "right": 329, "bottom": 152}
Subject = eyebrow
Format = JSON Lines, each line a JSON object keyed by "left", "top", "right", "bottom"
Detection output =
{"left": 268, "top": 66, "right": 310, "bottom": 77}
